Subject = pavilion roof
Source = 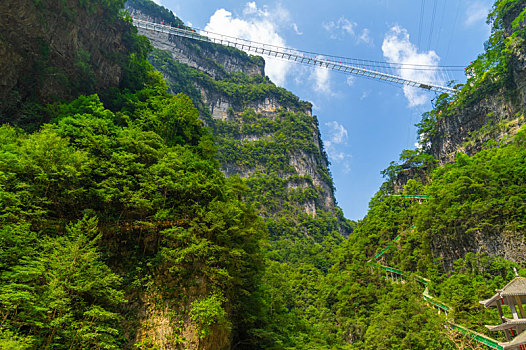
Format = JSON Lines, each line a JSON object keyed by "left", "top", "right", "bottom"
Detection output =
{"left": 480, "top": 293, "right": 501, "bottom": 308}
{"left": 486, "top": 318, "right": 526, "bottom": 332}
{"left": 499, "top": 277, "right": 526, "bottom": 297}
{"left": 479, "top": 277, "right": 526, "bottom": 308}
{"left": 500, "top": 329, "right": 526, "bottom": 350}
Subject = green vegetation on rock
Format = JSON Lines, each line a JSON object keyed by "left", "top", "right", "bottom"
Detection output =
{"left": 1, "top": 0, "right": 526, "bottom": 348}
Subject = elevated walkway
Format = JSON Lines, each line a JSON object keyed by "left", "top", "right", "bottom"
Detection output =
{"left": 368, "top": 226, "right": 504, "bottom": 349}
{"left": 132, "top": 18, "right": 459, "bottom": 94}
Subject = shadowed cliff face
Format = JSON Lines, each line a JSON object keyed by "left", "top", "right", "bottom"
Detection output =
{"left": 428, "top": 4, "right": 526, "bottom": 164}
{"left": 429, "top": 95, "right": 521, "bottom": 164}
{"left": 0, "top": 0, "right": 135, "bottom": 125}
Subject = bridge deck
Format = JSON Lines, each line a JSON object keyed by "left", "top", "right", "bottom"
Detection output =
{"left": 132, "top": 18, "right": 459, "bottom": 94}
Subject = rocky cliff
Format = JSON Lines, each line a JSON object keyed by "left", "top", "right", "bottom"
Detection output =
{"left": 429, "top": 85, "right": 524, "bottom": 164}
{"left": 0, "top": 0, "right": 144, "bottom": 128}
{"left": 0, "top": 2, "right": 267, "bottom": 349}
{"left": 0, "top": 0, "right": 350, "bottom": 348}
{"left": 401, "top": 0, "right": 526, "bottom": 271}
{"left": 136, "top": 21, "right": 265, "bottom": 80}
{"left": 129, "top": 7, "right": 341, "bottom": 226}
{"left": 427, "top": 2, "right": 526, "bottom": 164}
{"left": 126, "top": 4, "right": 350, "bottom": 348}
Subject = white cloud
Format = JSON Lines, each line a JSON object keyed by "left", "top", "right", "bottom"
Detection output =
{"left": 360, "top": 90, "right": 369, "bottom": 100}
{"left": 358, "top": 28, "right": 372, "bottom": 45}
{"left": 323, "top": 17, "right": 356, "bottom": 39}
{"left": 382, "top": 25, "right": 440, "bottom": 107}
{"left": 151, "top": 0, "right": 161, "bottom": 4}
{"left": 292, "top": 64, "right": 335, "bottom": 97}
{"left": 324, "top": 121, "right": 351, "bottom": 172}
{"left": 325, "top": 121, "right": 348, "bottom": 144}
{"left": 292, "top": 23, "right": 303, "bottom": 35}
{"left": 340, "top": 19, "right": 356, "bottom": 36}
{"left": 312, "top": 64, "right": 334, "bottom": 95}
{"left": 465, "top": 2, "right": 490, "bottom": 27}
{"left": 322, "top": 17, "right": 372, "bottom": 46}
{"left": 205, "top": 2, "right": 295, "bottom": 86}
{"left": 243, "top": 1, "right": 257, "bottom": 15}
{"left": 346, "top": 76, "right": 355, "bottom": 87}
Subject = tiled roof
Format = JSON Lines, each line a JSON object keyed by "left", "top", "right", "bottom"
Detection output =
{"left": 500, "top": 277, "right": 526, "bottom": 297}
{"left": 500, "top": 330, "right": 526, "bottom": 349}
{"left": 486, "top": 318, "right": 526, "bottom": 332}
{"left": 480, "top": 293, "right": 501, "bottom": 308}
{"left": 479, "top": 277, "right": 526, "bottom": 307}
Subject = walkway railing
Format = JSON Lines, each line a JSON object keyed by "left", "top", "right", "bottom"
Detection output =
{"left": 368, "top": 226, "right": 503, "bottom": 349}
{"left": 132, "top": 18, "right": 459, "bottom": 94}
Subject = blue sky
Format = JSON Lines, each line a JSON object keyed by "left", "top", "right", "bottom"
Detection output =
{"left": 153, "top": 0, "right": 494, "bottom": 220}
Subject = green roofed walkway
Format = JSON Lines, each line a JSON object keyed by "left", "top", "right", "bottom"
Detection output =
{"left": 392, "top": 195, "right": 433, "bottom": 199}
{"left": 367, "top": 225, "right": 505, "bottom": 350}
{"left": 450, "top": 323, "right": 504, "bottom": 350}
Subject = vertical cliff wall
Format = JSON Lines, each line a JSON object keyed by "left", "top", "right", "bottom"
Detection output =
{"left": 130, "top": 9, "right": 343, "bottom": 232}
{"left": 427, "top": 2, "right": 526, "bottom": 164}
{"left": 0, "top": 0, "right": 143, "bottom": 127}
{"left": 393, "top": 0, "right": 526, "bottom": 270}
{"left": 122, "top": 4, "right": 350, "bottom": 349}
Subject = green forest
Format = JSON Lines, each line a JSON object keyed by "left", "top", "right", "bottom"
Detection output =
{"left": 0, "top": 0, "right": 525, "bottom": 349}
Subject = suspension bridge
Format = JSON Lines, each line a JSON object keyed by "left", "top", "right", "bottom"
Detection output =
{"left": 132, "top": 18, "right": 463, "bottom": 95}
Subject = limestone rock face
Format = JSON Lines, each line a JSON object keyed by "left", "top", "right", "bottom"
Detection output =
{"left": 125, "top": 5, "right": 345, "bottom": 349}
{"left": 429, "top": 7, "right": 526, "bottom": 165}
{"left": 0, "top": 0, "right": 132, "bottom": 123}
{"left": 138, "top": 28, "right": 265, "bottom": 79}
{"left": 422, "top": 6, "right": 526, "bottom": 270}
{"left": 133, "top": 10, "right": 338, "bottom": 218}
{"left": 429, "top": 94, "right": 523, "bottom": 165}
{"left": 130, "top": 9, "right": 265, "bottom": 80}
{"left": 430, "top": 225, "right": 526, "bottom": 271}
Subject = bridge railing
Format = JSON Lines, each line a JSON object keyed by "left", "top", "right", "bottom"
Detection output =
{"left": 132, "top": 18, "right": 459, "bottom": 94}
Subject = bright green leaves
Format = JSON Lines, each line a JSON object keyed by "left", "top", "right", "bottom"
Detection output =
{"left": 0, "top": 79, "right": 267, "bottom": 347}
{"left": 35, "top": 217, "right": 125, "bottom": 349}
{"left": 418, "top": 140, "right": 526, "bottom": 244}
{"left": 0, "top": 218, "right": 124, "bottom": 349}
{"left": 190, "top": 294, "right": 230, "bottom": 338}
{"left": 342, "top": 126, "right": 526, "bottom": 348}
{"left": 363, "top": 282, "right": 455, "bottom": 350}
{"left": 31, "top": 90, "right": 217, "bottom": 222}
{"left": 156, "top": 93, "right": 205, "bottom": 147}
{"left": 0, "top": 329, "right": 34, "bottom": 350}
{"left": 0, "top": 125, "right": 90, "bottom": 221}
{"left": 134, "top": 92, "right": 206, "bottom": 147}
{"left": 156, "top": 185, "right": 265, "bottom": 296}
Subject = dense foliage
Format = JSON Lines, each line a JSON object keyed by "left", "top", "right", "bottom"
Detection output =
{"left": 0, "top": 76, "right": 267, "bottom": 349}
{"left": 147, "top": 25, "right": 357, "bottom": 349}
{"left": 0, "top": 4, "right": 267, "bottom": 344}
{"left": 417, "top": 0, "right": 526, "bottom": 149}
{"left": 126, "top": 0, "right": 185, "bottom": 27}
{"left": 2, "top": 0, "right": 526, "bottom": 348}
{"left": 0, "top": 0, "right": 153, "bottom": 131}
{"left": 143, "top": 0, "right": 526, "bottom": 348}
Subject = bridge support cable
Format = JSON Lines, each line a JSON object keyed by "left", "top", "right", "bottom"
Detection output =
{"left": 132, "top": 19, "right": 459, "bottom": 95}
